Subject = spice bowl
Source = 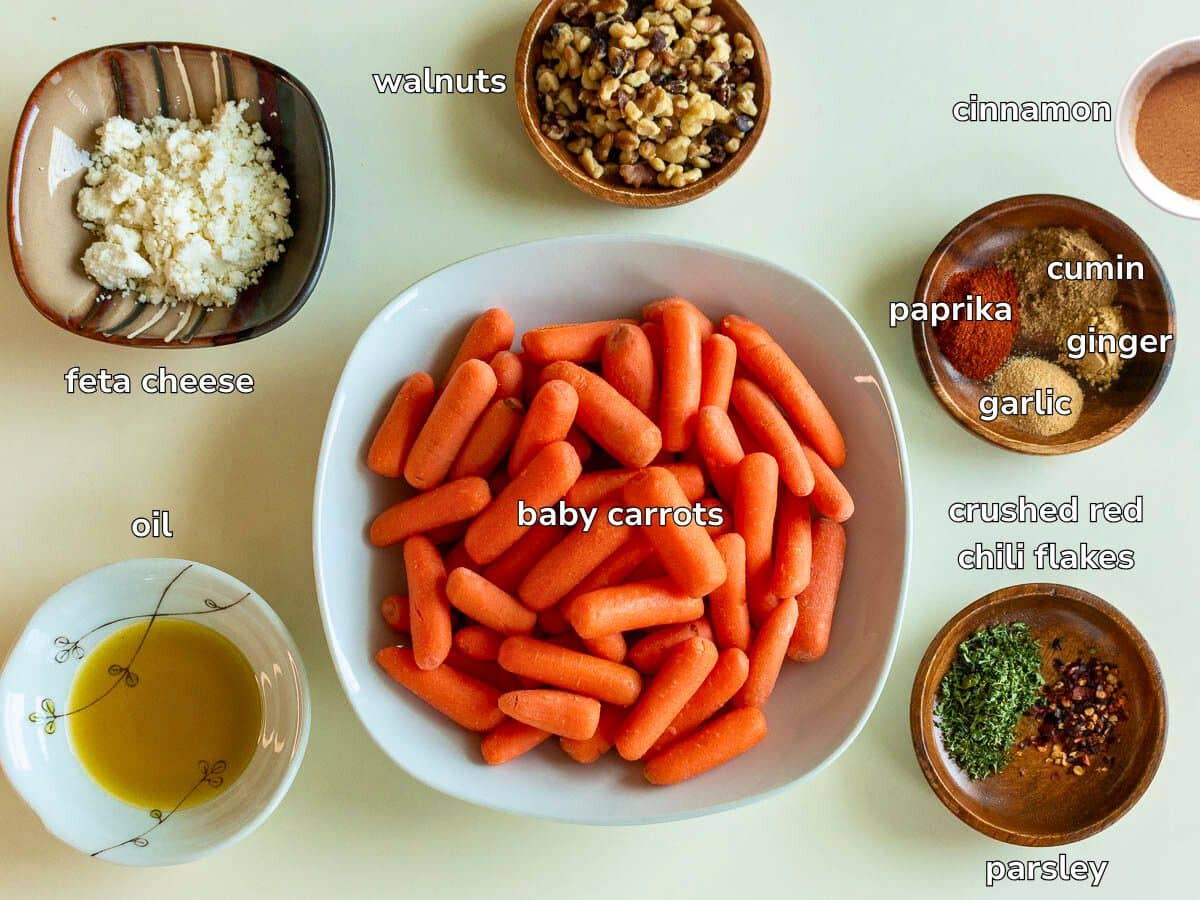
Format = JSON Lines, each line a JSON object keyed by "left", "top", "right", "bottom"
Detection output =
{"left": 912, "top": 194, "right": 1175, "bottom": 455}
{"left": 515, "top": 0, "right": 771, "bottom": 208}
{"left": 7, "top": 42, "right": 334, "bottom": 347}
{"left": 1116, "top": 36, "right": 1200, "bottom": 219}
{"left": 0, "top": 559, "right": 311, "bottom": 864}
{"left": 910, "top": 583, "right": 1166, "bottom": 846}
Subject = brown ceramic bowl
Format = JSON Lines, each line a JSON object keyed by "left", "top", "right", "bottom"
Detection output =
{"left": 7, "top": 42, "right": 334, "bottom": 347}
{"left": 912, "top": 195, "right": 1175, "bottom": 454}
{"left": 516, "top": 0, "right": 770, "bottom": 207}
{"left": 911, "top": 583, "right": 1166, "bottom": 846}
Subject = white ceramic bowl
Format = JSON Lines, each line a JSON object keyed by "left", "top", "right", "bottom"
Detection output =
{"left": 1116, "top": 37, "right": 1200, "bottom": 219}
{"left": 0, "top": 559, "right": 310, "bottom": 865}
{"left": 314, "top": 235, "right": 910, "bottom": 824}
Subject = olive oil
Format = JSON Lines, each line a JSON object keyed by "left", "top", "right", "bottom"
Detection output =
{"left": 68, "top": 619, "right": 261, "bottom": 810}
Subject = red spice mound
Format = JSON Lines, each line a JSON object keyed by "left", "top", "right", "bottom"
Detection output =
{"left": 933, "top": 267, "right": 1020, "bottom": 380}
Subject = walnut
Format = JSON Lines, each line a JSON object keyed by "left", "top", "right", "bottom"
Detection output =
{"left": 619, "top": 163, "right": 656, "bottom": 186}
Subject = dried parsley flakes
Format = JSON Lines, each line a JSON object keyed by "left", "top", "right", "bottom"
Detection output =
{"left": 935, "top": 622, "right": 1044, "bottom": 780}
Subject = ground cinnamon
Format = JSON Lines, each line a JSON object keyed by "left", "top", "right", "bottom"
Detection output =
{"left": 1135, "top": 61, "right": 1200, "bottom": 199}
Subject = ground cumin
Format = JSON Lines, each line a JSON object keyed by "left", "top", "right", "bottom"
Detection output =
{"left": 1136, "top": 61, "right": 1200, "bottom": 199}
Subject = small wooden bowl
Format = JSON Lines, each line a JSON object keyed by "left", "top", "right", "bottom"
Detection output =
{"left": 912, "top": 194, "right": 1175, "bottom": 454}
{"left": 910, "top": 583, "right": 1167, "bottom": 846}
{"left": 515, "top": 0, "right": 770, "bottom": 207}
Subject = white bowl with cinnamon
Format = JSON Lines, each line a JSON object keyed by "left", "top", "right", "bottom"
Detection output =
{"left": 1116, "top": 37, "right": 1200, "bottom": 219}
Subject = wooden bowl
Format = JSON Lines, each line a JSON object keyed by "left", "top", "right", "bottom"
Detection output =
{"left": 7, "top": 42, "right": 334, "bottom": 347}
{"left": 912, "top": 195, "right": 1175, "bottom": 454}
{"left": 910, "top": 583, "right": 1167, "bottom": 846}
{"left": 515, "top": 0, "right": 770, "bottom": 207}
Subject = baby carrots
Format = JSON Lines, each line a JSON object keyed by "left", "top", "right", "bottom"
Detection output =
{"left": 446, "top": 308, "right": 515, "bottom": 381}
{"left": 508, "top": 380, "right": 579, "bottom": 477}
{"left": 364, "top": 302, "right": 856, "bottom": 787}
{"left": 404, "top": 536, "right": 453, "bottom": 670}
{"left": 498, "top": 636, "right": 643, "bottom": 706}
{"left": 643, "top": 707, "right": 767, "bottom": 785}
{"left": 369, "top": 477, "right": 491, "bottom": 547}
{"left": 405, "top": 359, "right": 497, "bottom": 490}
{"left": 616, "top": 636, "right": 718, "bottom": 760}
{"left": 540, "top": 362, "right": 662, "bottom": 468}
{"left": 367, "top": 372, "right": 436, "bottom": 478}
{"left": 376, "top": 646, "right": 504, "bottom": 732}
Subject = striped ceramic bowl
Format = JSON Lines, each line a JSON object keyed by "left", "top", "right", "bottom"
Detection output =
{"left": 7, "top": 42, "right": 334, "bottom": 347}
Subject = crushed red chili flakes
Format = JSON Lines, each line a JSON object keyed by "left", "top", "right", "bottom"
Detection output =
{"left": 1016, "top": 654, "right": 1128, "bottom": 776}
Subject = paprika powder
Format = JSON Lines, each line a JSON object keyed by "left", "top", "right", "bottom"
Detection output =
{"left": 933, "top": 267, "right": 1020, "bottom": 380}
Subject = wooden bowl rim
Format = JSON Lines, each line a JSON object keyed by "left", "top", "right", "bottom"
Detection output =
{"left": 911, "top": 193, "right": 1176, "bottom": 455}
{"left": 514, "top": 0, "right": 771, "bottom": 208}
{"left": 6, "top": 41, "right": 335, "bottom": 349}
{"left": 909, "top": 582, "right": 1168, "bottom": 846}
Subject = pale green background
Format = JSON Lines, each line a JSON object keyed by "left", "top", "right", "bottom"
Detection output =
{"left": 1, "top": 0, "right": 1196, "bottom": 896}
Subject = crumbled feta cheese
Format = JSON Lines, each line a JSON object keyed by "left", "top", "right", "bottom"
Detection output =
{"left": 75, "top": 100, "right": 293, "bottom": 306}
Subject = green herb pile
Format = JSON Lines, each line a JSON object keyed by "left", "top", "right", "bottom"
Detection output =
{"left": 935, "top": 622, "right": 1044, "bottom": 780}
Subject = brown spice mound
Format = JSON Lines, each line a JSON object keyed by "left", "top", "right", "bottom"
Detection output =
{"left": 997, "top": 227, "right": 1116, "bottom": 343}
{"left": 933, "top": 267, "right": 1019, "bottom": 380}
{"left": 1136, "top": 61, "right": 1200, "bottom": 200}
{"left": 1018, "top": 655, "right": 1128, "bottom": 776}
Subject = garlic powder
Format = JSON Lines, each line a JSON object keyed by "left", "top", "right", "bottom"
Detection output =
{"left": 75, "top": 100, "right": 293, "bottom": 307}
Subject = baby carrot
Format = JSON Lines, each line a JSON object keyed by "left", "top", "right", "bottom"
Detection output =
{"left": 643, "top": 706, "right": 767, "bottom": 785}
{"left": 376, "top": 646, "right": 504, "bottom": 732}
{"left": 540, "top": 361, "right": 662, "bottom": 468}
{"left": 499, "top": 689, "right": 602, "bottom": 740}
{"left": 518, "top": 504, "right": 633, "bottom": 611}
{"left": 735, "top": 453, "right": 780, "bottom": 626}
{"left": 446, "top": 648, "right": 524, "bottom": 693}
{"left": 404, "top": 536, "right": 453, "bottom": 670}
{"left": 730, "top": 377, "right": 815, "bottom": 497}
{"left": 728, "top": 408, "right": 764, "bottom": 455}
{"left": 659, "top": 303, "right": 703, "bottom": 452}
{"left": 699, "top": 497, "right": 731, "bottom": 536}
{"left": 737, "top": 596, "right": 798, "bottom": 708}
{"left": 566, "top": 463, "right": 705, "bottom": 508}
{"left": 699, "top": 333, "right": 737, "bottom": 412}
{"left": 641, "top": 296, "right": 714, "bottom": 339}
{"left": 602, "top": 322, "right": 658, "bottom": 417}
{"left": 622, "top": 467, "right": 727, "bottom": 598}
{"left": 444, "top": 540, "right": 481, "bottom": 575}
{"left": 772, "top": 491, "right": 813, "bottom": 597}
{"left": 508, "top": 380, "right": 579, "bottom": 477}
{"left": 369, "top": 477, "right": 491, "bottom": 547}
{"left": 708, "top": 533, "right": 750, "bottom": 651}
{"left": 720, "top": 315, "right": 846, "bottom": 468}
{"left": 651, "top": 647, "right": 749, "bottom": 753}
{"left": 367, "top": 373, "right": 436, "bottom": 478}
{"left": 583, "top": 632, "right": 628, "bottom": 664}
{"left": 449, "top": 397, "right": 524, "bottom": 480}
{"left": 425, "top": 521, "right": 469, "bottom": 546}
{"left": 490, "top": 350, "right": 524, "bottom": 400}
{"left": 381, "top": 594, "right": 410, "bottom": 633}
{"left": 801, "top": 443, "right": 855, "bottom": 523}
{"left": 446, "top": 567, "right": 538, "bottom": 635}
{"left": 498, "top": 636, "right": 642, "bottom": 706}
{"left": 405, "top": 359, "right": 498, "bottom": 490}
{"left": 465, "top": 441, "right": 582, "bottom": 565}
{"left": 481, "top": 719, "right": 550, "bottom": 765}
{"left": 481, "top": 524, "right": 568, "bottom": 593}
{"left": 566, "top": 578, "right": 705, "bottom": 639}
{"left": 628, "top": 619, "right": 714, "bottom": 675}
{"left": 446, "top": 308, "right": 515, "bottom": 381}
{"left": 564, "top": 536, "right": 656, "bottom": 601}
{"left": 454, "top": 624, "right": 505, "bottom": 661}
{"left": 521, "top": 319, "right": 637, "bottom": 366}
{"left": 616, "top": 637, "right": 718, "bottom": 760}
{"left": 641, "top": 320, "right": 663, "bottom": 366}
{"left": 696, "top": 405, "right": 745, "bottom": 503}
{"left": 560, "top": 704, "right": 624, "bottom": 763}
{"left": 788, "top": 519, "right": 846, "bottom": 662}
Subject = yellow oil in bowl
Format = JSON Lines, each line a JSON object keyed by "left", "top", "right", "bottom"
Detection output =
{"left": 68, "top": 619, "right": 261, "bottom": 811}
